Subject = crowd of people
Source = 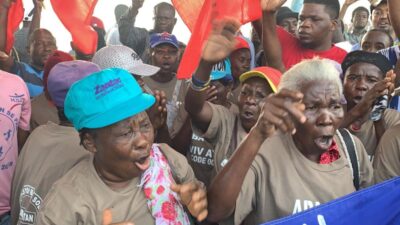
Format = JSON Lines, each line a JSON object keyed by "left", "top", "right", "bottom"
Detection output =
{"left": 0, "top": 0, "right": 400, "bottom": 224}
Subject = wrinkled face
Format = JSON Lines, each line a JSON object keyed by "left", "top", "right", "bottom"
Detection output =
{"left": 361, "top": 31, "right": 392, "bottom": 53}
{"left": 371, "top": 4, "right": 391, "bottom": 32}
{"left": 90, "top": 112, "right": 154, "bottom": 182}
{"left": 238, "top": 77, "right": 273, "bottom": 132}
{"left": 209, "top": 80, "right": 232, "bottom": 105}
{"left": 352, "top": 10, "right": 369, "bottom": 30}
{"left": 298, "top": 3, "right": 335, "bottom": 49}
{"left": 343, "top": 62, "right": 384, "bottom": 109}
{"left": 29, "top": 31, "right": 57, "bottom": 68}
{"left": 153, "top": 8, "right": 176, "bottom": 33}
{"left": 151, "top": 44, "right": 179, "bottom": 74}
{"left": 279, "top": 17, "right": 298, "bottom": 35}
{"left": 230, "top": 48, "right": 251, "bottom": 82}
{"left": 293, "top": 81, "right": 343, "bottom": 154}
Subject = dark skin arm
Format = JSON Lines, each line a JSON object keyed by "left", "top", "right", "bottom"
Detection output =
{"left": 388, "top": 0, "right": 400, "bottom": 38}
{"left": 207, "top": 89, "right": 306, "bottom": 222}
{"left": 185, "top": 19, "right": 240, "bottom": 133}
{"left": 260, "top": 0, "right": 287, "bottom": 73}
{"left": 28, "top": 0, "right": 43, "bottom": 39}
{"left": 339, "top": 0, "right": 358, "bottom": 21}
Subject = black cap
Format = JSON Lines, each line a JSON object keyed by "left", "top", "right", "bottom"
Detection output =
{"left": 370, "top": 0, "right": 387, "bottom": 12}
{"left": 341, "top": 50, "right": 392, "bottom": 75}
{"left": 276, "top": 7, "right": 299, "bottom": 25}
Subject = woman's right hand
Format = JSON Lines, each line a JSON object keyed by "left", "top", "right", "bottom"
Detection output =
{"left": 254, "top": 89, "right": 306, "bottom": 138}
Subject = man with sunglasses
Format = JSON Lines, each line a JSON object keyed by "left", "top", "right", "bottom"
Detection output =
{"left": 119, "top": 0, "right": 177, "bottom": 60}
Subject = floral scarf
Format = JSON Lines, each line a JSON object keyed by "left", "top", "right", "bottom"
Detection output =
{"left": 139, "top": 144, "right": 191, "bottom": 225}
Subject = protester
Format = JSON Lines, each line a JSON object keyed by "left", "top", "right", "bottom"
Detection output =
{"left": 360, "top": 29, "right": 393, "bottom": 53}
{"left": 106, "top": 4, "right": 129, "bottom": 46}
{"left": 370, "top": 0, "right": 396, "bottom": 41}
{"left": 185, "top": 59, "right": 235, "bottom": 187}
{"left": 341, "top": 51, "right": 400, "bottom": 157}
{"left": 0, "top": 70, "right": 31, "bottom": 225}
{"left": 259, "top": 0, "right": 347, "bottom": 73}
{"left": 10, "top": 60, "right": 100, "bottom": 225}
{"left": 185, "top": 19, "right": 281, "bottom": 177}
{"left": 207, "top": 56, "right": 373, "bottom": 224}
{"left": 342, "top": 5, "right": 369, "bottom": 45}
{"left": 0, "top": 0, "right": 56, "bottom": 98}
{"left": 30, "top": 50, "right": 74, "bottom": 130}
{"left": 35, "top": 68, "right": 207, "bottom": 224}
{"left": 144, "top": 32, "right": 187, "bottom": 132}
{"left": 276, "top": 6, "right": 298, "bottom": 35}
{"left": 373, "top": 124, "right": 400, "bottom": 183}
{"left": 119, "top": 0, "right": 177, "bottom": 59}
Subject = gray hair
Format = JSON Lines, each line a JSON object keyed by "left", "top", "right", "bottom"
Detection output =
{"left": 278, "top": 58, "right": 343, "bottom": 95}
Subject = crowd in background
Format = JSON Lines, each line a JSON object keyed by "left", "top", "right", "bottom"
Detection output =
{"left": 0, "top": 0, "right": 400, "bottom": 224}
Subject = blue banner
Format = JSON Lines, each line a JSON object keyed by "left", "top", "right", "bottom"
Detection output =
{"left": 263, "top": 177, "right": 400, "bottom": 225}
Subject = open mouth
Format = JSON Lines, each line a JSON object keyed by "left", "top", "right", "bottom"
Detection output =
{"left": 353, "top": 96, "right": 363, "bottom": 104}
{"left": 242, "top": 110, "right": 255, "bottom": 120}
{"left": 134, "top": 155, "right": 151, "bottom": 171}
{"left": 314, "top": 136, "right": 333, "bottom": 150}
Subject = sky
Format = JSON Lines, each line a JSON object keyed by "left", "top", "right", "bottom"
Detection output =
{"left": 21, "top": 0, "right": 371, "bottom": 52}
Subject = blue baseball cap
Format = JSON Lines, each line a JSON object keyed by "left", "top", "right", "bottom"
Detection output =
{"left": 211, "top": 59, "right": 233, "bottom": 82}
{"left": 150, "top": 32, "right": 179, "bottom": 49}
{"left": 64, "top": 68, "right": 156, "bottom": 130}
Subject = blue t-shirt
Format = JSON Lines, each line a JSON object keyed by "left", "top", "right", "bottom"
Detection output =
{"left": 10, "top": 61, "right": 43, "bottom": 98}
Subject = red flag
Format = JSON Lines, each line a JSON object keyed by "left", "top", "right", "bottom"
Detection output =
{"left": 50, "top": 0, "right": 98, "bottom": 55}
{"left": 172, "top": 0, "right": 262, "bottom": 79}
{"left": 5, "top": 0, "right": 24, "bottom": 54}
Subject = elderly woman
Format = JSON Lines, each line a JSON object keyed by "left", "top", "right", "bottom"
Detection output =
{"left": 207, "top": 58, "right": 373, "bottom": 225}
{"left": 36, "top": 68, "right": 207, "bottom": 225}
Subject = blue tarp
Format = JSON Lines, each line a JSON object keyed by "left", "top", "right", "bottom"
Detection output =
{"left": 263, "top": 177, "right": 400, "bottom": 225}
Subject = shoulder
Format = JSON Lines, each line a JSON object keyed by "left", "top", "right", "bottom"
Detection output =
{"left": 0, "top": 70, "right": 25, "bottom": 85}
{"left": 158, "top": 144, "right": 196, "bottom": 183}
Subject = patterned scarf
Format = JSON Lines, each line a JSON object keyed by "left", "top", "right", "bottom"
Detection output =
{"left": 139, "top": 144, "right": 191, "bottom": 225}
{"left": 319, "top": 140, "right": 340, "bottom": 164}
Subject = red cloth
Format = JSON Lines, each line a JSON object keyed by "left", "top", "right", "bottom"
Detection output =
{"left": 172, "top": 0, "right": 262, "bottom": 79}
{"left": 5, "top": 0, "right": 24, "bottom": 54}
{"left": 50, "top": 0, "right": 98, "bottom": 55}
{"left": 319, "top": 140, "right": 340, "bottom": 164}
{"left": 277, "top": 27, "right": 347, "bottom": 70}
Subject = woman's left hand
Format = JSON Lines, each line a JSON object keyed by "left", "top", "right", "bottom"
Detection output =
{"left": 171, "top": 181, "right": 208, "bottom": 222}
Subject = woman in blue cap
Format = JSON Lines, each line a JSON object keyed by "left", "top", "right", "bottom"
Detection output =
{"left": 36, "top": 68, "right": 207, "bottom": 225}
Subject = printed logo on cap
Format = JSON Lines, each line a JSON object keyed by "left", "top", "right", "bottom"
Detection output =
{"left": 94, "top": 78, "right": 123, "bottom": 99}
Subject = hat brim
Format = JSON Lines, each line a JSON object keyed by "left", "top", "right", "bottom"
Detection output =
{"left": 81, "top": 93, "right": 156, "bottom": 129}
{"left": 151, "top": 41, "right": 179, "bottom": 49}
{"left": 128, "top": 64, "right": 160, "bottom": 77}
{"left": 239, "top": 71, "right": 277, "bottom": 93}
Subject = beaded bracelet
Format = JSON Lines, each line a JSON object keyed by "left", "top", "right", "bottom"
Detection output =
{"left": 191, "top": 76, "right": 211, "bottom": 91}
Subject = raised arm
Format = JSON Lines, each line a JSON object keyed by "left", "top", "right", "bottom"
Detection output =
{"left": 339, "top": 0, "right": 358, "bottom": 21}
{"left": 260, "top": 0, "right": 287, "bottom": 73}
{"left": 388, "top": 0, "right": 400, "bottom": 37}
{"left": 28, "top": 0, "right": 43, "bottom": 38}
{"left": 118, "top": 0, "right": 148, "bottom": 56}
{"left": 184, "top": 19, "right": 240, "bottom": 132}
{"left": 207, "top": 89, "right": 306, "bottom": 222}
